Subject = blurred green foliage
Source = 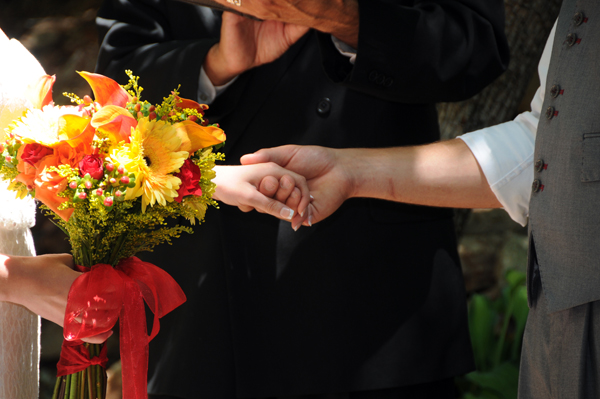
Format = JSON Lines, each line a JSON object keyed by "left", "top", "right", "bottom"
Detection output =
{"left": 457, "top": 269, "right": 529, "bottom": 399}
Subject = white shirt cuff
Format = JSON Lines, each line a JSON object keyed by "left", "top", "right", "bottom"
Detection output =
{"left": 331, "top": 36, "right": 357, "bottom": 65}
{"left": 198, "top": 66, "right": 237, "bottom": 104}
{"left": 459, "top": 119, "right": 536, "bottom": 227}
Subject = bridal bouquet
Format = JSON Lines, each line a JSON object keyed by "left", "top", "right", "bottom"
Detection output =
{"left": 0, "top": 70, "right": 225, "bottom": 399}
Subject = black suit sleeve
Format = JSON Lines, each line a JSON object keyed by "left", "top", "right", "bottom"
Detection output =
{"left": 95, "top": 0, "right": 220, "bottom": 103}
{"left": 318, "top": 0, "right": 509, "bottom": 103}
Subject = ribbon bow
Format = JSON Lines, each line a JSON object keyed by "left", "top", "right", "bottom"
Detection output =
{"left": 58, "top": 256, "right": 187, "bottom": 399}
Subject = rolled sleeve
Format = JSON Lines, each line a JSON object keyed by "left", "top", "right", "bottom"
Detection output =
{"left": 457, "top": 20, "right": 555, "bottom": 226}
{"left": 460, "top": 117, "right": 536, "bottom": 226}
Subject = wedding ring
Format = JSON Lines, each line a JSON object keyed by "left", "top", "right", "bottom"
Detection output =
{"left": 226, "top": 0, "right": 242, "bottom": 6}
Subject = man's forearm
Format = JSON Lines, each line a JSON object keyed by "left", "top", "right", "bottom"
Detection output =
{"left": 344, "top": 139, "right": 502, "bottom": 209}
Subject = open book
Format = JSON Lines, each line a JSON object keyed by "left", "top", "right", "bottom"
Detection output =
{"left": 174, "top": 0, "right": 260, "bottom": 19}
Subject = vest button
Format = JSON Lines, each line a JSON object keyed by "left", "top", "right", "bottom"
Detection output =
{"left": 535, "top": 159, "right": 545, "bottom": 172}
{"left": 317, "top": 98, "right": 331, "bottom": 116}
{"left": 573, "top": 12, "right": 585, "bottom": 26}
{"left": 532, "top": 179, "right": 542, "bottom": 193}
{"left": 565, "top": 33, "right": 578, "bottom": 47}
{"left": 550, "top": 84, "right": 561, "bottom": 98}
{"left": 545, "top": 106, "right": 556, "bottom": 120}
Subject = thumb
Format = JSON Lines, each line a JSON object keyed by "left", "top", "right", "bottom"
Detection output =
{"left": 240, "top": 145, "right": 298, "bottom": 166}
{"left": 245, "top": 189, "right": 295, "bottom": 221}
{"left": 240, "top": 150, "right": 272, "bottom": 165}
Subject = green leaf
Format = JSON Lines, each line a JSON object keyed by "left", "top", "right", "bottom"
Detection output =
{"left": 468, "top": 294, "right": 497, "bottom": 370}
{"left": 505, "top": 269, "right": 526, "bottom": 290}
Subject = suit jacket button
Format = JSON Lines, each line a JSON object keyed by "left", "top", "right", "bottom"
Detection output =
{"left": 573, "top": 12, "right": 585, "bottom": 26}
{"left": 317, "top": 98, "right": 331, "bottom": 115}
{"left": 545, "top": 106, "right": 556, "bottom": 120}
{"left": 565, "top": 33, "right": 578, "bottom": 47}
{"left": 532, "top": 179, "right": 542, "bottom": 193}
{"left": 369, "top": 70, "right": 379, "bottom": 82}
{"left": 549, "top": 84, "right": 561, "bottom": 98}
{"left": 376, "top": 74, "right": 385, "bottom": 85}
{"left": 384, "top": 77, "right": 394, "bottom": 87}
{"left": 535, "top": 159, "right": 545, "bottom": 172}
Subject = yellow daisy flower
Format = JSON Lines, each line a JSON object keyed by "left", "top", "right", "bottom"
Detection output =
{"left": 110, "top": 118, "right": 189, "bottom": 211}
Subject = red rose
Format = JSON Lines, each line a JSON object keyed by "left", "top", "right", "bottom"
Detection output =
{"left": 174, "top": 159, "right": 202, "bottom": 202}
{"left": 78, "top": 155, "right": 104, "bottom": 180}
{"left": 21, "top": 143, "right": 53, "bottom": 166}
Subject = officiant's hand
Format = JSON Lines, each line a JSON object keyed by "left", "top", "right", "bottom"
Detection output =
{"left": 241, "top": 145, "right": 353, "bottom": 226}
{"left": 207, "top": 0, "right": 359, "bottom": 48}
{"left": 204, "top": 11, "right": 309, "bottom": 86}
{"left": 0, "top": 254, "right": 112, "bottom": 344}
{"left": 213, "top": 163, "right": 310, "bottom": 227}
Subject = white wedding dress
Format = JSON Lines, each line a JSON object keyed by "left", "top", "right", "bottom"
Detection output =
{"left": 0, "top": 29, "right": 43, "bottom": 399}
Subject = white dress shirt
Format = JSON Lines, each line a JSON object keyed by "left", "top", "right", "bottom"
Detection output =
{"left": 458, "top": 22, "right": 557, "bottom": 226}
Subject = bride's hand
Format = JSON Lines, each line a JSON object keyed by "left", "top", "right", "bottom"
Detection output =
{"left": 0, "top": 254, "right": 112, "bottom": 344}
{"left": 213, "top": 164, "right": 310, "bottom": 229}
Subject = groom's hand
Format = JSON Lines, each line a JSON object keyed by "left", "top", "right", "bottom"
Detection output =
{"left": 241, "top": 145, "right": 354, "bottom": 226}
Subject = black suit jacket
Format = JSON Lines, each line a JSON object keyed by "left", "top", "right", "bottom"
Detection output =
{"left": 96, "top": 1, "right": 508, "bottom": 397}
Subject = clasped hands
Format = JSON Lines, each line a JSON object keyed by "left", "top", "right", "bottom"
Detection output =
{"left": 217, "top": 144, "right": 352, "bottom": 230}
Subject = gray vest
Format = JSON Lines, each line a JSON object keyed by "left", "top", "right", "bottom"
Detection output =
{"left": 529, "top": 0, "right": 600, "bottom": 313}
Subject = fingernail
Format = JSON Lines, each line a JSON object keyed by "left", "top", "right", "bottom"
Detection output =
{"left": 310, "top": 194, "right": 314, "bottom": 200}
{"left": 300, "top": 210, "right": 305, "bottom": 217}
{"left": 281, "top": 179, "right": 291, "bottom": 189}
{"left": 308, "top": 215, "right": 313, "bottom": 227}
{"left": 280, "top": 207, "right": 294, "bottom": 220}
{"left": 293, "top": 223, "right": 300, "bottom": 232}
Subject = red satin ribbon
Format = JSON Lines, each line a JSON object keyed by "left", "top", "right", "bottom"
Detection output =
{"left": 57, "top": 339, "right": 108, "bottom": 374}
{"left": 58, "top": 256, "right": 187, "bottom": 399}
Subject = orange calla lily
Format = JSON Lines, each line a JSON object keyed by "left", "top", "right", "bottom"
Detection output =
{"left": 78, "top": 71, "right": 132, "bottom": 107}
{"left": 92, "top": 105, "right": 137, "bottom": 143}
{"left": 34, "top": 156, "right": 73, "bottom": 221}
{"left": 173, "top": 123, "right": 193, "bottom": 153}
{"left": 91, "top": 105, "right": 134, "bottom": 128}
{"left": 97, "top": 114, "right": 138, "bottom": 144}
{"left": 25, "top": 74, "right": 55, "bottom": 109}
{"left": 57, "top": 114, "right": 95, "bottom": 149}
{"left": 176, "top": 96, "right": 204, "bottom": 113}
{"left": 179, "top": 120, "right": 225, "bottom": 153}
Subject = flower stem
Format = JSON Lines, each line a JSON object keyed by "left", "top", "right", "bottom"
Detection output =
{"left": 64, "top": 374, "right": 71, "bottom": 399}
{"left": 52, "top": 374, "right": 62, "bottom": 399}
{"left": 80, "top": 368, "right": 86, "bottom": 398}
{"left": 69, "top": 370, "right": 78, "bottom": 399}
{"left": 87, "top": 360, "right": 94, "bottom": 399}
